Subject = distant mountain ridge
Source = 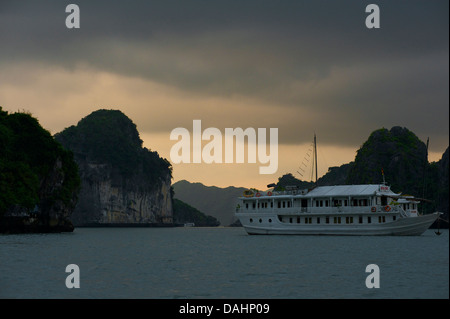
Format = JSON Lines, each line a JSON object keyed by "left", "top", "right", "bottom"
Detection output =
{"left": 173, "top": 199, "right": 220, "bottom": 226}
{"left": 172, "top": 180, "right": 247, "bottom": 226}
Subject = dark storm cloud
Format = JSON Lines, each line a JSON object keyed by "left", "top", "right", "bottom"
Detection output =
{"left": 2, "top": 1, "right": 447, "bottom": 77}
{"left": 0, "top": 0, "right": 448, "bottom": 150}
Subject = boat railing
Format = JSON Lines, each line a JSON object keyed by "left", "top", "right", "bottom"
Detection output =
{"left": 273, "top": 189, "right": 309, "bottom": 196}
{"left": 273, "top": 191, "right": 294, "bottom": 196}
{"left": 236, "top": 202, "right": 410, "bottom": 216}
{"left": 374, "top": 204, "right": 401, "bottom": 213}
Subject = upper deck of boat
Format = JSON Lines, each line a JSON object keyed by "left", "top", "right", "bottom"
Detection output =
{"left": 240, "top": 184, "right": 400, "bottom": 200}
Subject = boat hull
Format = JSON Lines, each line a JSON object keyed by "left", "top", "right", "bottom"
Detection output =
{"left": 237, "top": 212, "right": 440, "bottom": 236}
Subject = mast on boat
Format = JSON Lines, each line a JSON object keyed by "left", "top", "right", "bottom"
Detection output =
{"left": 313, "top": 133, "right": 318, "bottom": 184}
{"left": 297, "top": 133, "right": 319, "bottom": 183}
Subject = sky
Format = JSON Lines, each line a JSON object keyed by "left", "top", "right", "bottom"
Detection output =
{"left": 0, "top": 0, "right": 448, "bottom": 190}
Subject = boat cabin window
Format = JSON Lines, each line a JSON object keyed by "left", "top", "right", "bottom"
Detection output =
{"left": 332, "top": 199, "right": 349, "bottom": 207}
{"left": 403, "top": 203, "right": 416, "bottom": 210}
{"left": 314, "top": 200, "right": 324, "bottom": 207}
{"left": 381, "top": 196, "right": 387, "bottom": 206}
{"left": 333, "top": 200, "right": 340, "bottom": 207}
{"left": 352, "top": 198, "right": 368, "bottom": 206}
{"left": 301, "top": 199, "right": 308, "bottom": 208}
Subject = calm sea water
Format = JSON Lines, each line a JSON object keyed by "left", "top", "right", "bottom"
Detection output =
{"left": 0, "top": 227, "right": 448, "bottom": 299}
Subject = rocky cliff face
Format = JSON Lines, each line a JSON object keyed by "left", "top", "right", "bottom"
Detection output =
{"left": 36, "top": 156, "right": 79, "bottom": 231}
{"left": 72, "top": 161, "right": 173, "bottom": 225}
{"left": 55, "top": 109, "right": 173, "bottom": 226}
{"left": 1, "top": 156, "right": 79, "bottom": 233}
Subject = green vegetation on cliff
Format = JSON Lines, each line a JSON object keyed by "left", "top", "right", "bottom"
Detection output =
{"left": 346, "top": 127, "right": 427, "bottom": 195}
{"left": 0, "top": 107, "right": 80, "bottom": 220}
{"left": 274, "top": 173, "right": 314, "bottom": 191}
{"left": 55, "top": 109, "right": 172, "bottom": 190}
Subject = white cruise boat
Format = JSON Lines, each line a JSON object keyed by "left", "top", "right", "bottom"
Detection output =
{"left": 235, "top": 134, "right": 440, "bottom": 236}
{"left": 235, "top": 184, "right": 440, "bottom": 235}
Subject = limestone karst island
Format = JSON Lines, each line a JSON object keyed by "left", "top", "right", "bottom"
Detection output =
{"left": 0, "top": 107, "right": 448, "bottom": 233}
